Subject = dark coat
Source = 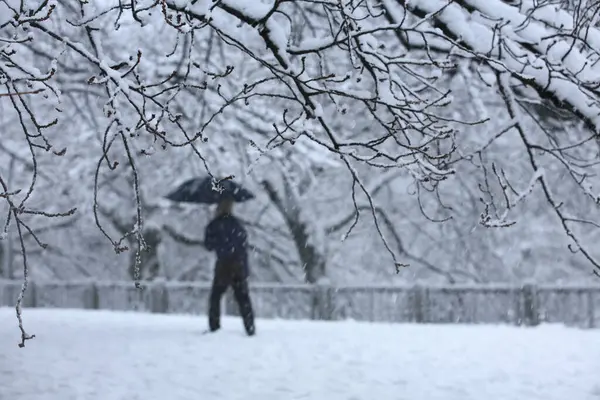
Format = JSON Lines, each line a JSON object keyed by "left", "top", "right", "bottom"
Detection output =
{"left": 204, "top": 214, "right": 249, "bottom": 278}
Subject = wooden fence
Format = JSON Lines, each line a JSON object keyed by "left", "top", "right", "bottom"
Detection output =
{"left": 0, "top": 279, "right": 598, "bottom": 328}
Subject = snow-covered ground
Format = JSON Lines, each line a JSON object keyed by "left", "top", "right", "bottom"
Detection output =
{"left": 0, "top": 308, "right": 598, "bottom": 400}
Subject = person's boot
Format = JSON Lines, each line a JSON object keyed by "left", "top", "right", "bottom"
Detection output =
{"left": 243, "top": 316, "right": 255, "bottom": 336}
{"left": 208, "top": 316, "right": 221, "bottom": 333}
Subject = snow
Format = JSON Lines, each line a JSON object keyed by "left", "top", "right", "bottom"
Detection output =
{"left": 99, "top": 61, "right": 131, "bottom": 97}
{"left": 289, "top": 36, "right": 338, "bottom": 53}
{"left": 408, "top": 0, "right": 600, "bottom": 132}
{"left": 264, "top": 17, "right": 292, "bottom": 68}
{"left": 521, "top": 0, "right": 600, "bottom": 52}
{"left": 465, "top": 0, "right": 600, "bottom": 83}
{"left": 169, "top": 0, "right": 192, "bottom": 8}
{"left": 1, "top": 308, "right": 599, "bottom": 400}
{"left": 220, "top": 0, "right": 271, "bottom": 21}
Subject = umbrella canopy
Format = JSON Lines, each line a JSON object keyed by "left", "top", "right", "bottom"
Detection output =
{"left": 165, "top": 176, "right": 255, "bottom": 204}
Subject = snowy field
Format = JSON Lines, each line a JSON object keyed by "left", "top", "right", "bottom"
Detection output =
{"left": 0, "top": 308, "right": 598, "bottom": 400}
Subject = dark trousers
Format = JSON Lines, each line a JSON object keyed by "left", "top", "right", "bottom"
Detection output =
{"left": 208, "top": 260, "right": 255, "bottom": 335}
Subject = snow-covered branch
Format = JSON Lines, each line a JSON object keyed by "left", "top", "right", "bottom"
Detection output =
{"left": 389, "top": 0, "right": 600, "bottom": 132}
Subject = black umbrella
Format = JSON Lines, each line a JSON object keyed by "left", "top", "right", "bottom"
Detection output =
{"left": 165, "top": 176, "right": 255, "bottom": 204}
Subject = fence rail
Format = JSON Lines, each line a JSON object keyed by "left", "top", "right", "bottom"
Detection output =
{"left": 1, "top": 280, "right": 598, "bottom": 328}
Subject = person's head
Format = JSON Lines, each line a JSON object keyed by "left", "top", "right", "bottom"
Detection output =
{"left": 216, "top": 197, "right": 234, "bottom": 216}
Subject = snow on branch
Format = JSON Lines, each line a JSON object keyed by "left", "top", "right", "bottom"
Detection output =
{"left": 160, "top": 0, "right": 476, "bottom": 265}
{"left": 391, "top": 0, "right": 600, "bottom": 132}
{"left": 1, "top": 0, "right": 76, "bottom": 348}
{"left": 380, "top": 0, "right": 600, "bottom": 275}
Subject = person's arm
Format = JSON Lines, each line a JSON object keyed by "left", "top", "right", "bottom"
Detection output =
{"left": 204, "top": 221, "right": 217, "bottom": 251}
{"left": 163, "top": 225, "right": 204, "bottom": 246}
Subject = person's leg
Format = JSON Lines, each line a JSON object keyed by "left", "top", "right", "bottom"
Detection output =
{"left": 208, "top": 268, "right": 229, "bottom": 332}
{"left": 231, "top": 276, "right": 255, "bottom": 336}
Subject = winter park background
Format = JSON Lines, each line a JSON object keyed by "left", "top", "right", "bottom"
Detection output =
{"left": 2, "top": 0, "right": 600, "bottom": 399}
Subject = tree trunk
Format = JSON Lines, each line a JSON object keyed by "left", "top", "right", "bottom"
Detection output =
{"left": 261, "top": 179, "right": 327, "bottom": 283}
{"left": 287, "top": 217, "right": 326, "bottom": 284}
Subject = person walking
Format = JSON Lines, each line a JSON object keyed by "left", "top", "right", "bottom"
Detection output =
{"left": 204, "top": 196, "right": 255, "bottom": 336}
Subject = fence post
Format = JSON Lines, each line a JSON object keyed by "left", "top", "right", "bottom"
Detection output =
{"left": 0, "top": 280, "right": 7, "bottom": 307}
{"left": 86, "top": 282, "right": 99, "bottom": 310}
{"left": 147, "top": 279, "right": 168, "bottom": 314}
{"left": 521, "top": 284, "right": 539, "bottom": 326}
{"left": 411, "top": 285, "right": 426, "bottom": 323}
{"left": 313, "top": 281, "right": 333, "bottom": 320}
{"left": 587, "top": 290, "right": 595, "bottom": 329}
